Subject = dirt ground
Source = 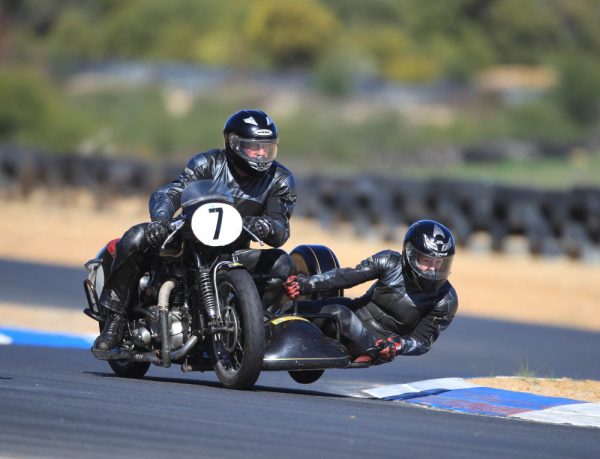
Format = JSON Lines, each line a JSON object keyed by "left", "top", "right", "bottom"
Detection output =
{"left": 471, "top": 377, "right": 600, "bottom": 403}
{"left": 1, "top": 191, "right": 599, "bottom": 401}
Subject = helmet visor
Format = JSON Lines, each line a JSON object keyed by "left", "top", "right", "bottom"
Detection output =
{"left": 229, "top": 134, "right": 278, "bottom": 171}
{"left": 405, "top": 242, "right": 453, "bottom": 281}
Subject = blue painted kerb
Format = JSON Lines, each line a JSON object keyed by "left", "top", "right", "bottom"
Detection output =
{"left": 398, "top": 387, "right": 582, "bottom": 416}
{"left": 0, "top": 328, "right": 94, "bottom": 349}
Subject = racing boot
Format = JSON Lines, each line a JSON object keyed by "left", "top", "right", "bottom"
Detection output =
{"left": 93, "top": 313, "right": 125, "bottom": 352}
{"left": 350, "top": 347, "right": 379, "bottom": 367}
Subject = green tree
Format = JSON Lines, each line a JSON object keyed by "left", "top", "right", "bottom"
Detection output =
{"left": 0, "top": 67, "right": 93, "bottom": 150}
{"left": 0, "top": 68, "right": 57, "bottom": 138}
{"left": 45, "top": 0, "right": 238, "bottom": 63}
{"left": 245, "top": 0, "right": 339, "bottom": 68}
{"left": 552, "top": 55, "right": 600, "bottom": 126}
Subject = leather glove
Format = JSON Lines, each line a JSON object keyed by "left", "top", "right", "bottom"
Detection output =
{"left": 282, "top": 275, "right": 310, "bottom": 299}
{"left": 375, "top": 335, "right": 403, "bottom": 362}
{"left": 146, "top": 220, "right": 170, "bottom": 247}
{"left": 244, "top": 216, "right": 273, "bottom": 240}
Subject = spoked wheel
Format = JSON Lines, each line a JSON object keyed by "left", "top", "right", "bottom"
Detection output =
{"left": 97, "top": 322, "right": 150, "bottom": 379}
{"left": 288, "top": 369, "right": 324, "bottom": 384}
{"left": 212, "top": 269, "right": 264, "bottom": 389}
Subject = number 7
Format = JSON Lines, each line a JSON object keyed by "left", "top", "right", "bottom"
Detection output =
{"left": 209, "top": 207, "right": 223, "bottom": 240}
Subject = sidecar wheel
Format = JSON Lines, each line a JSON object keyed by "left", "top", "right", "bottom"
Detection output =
{"left": 97, "top": 322, "right": 150, "bottom": 379}
{"left": 288, "top": 369, "right": 324, "bottom": 384}
{"left": 212, "top": 269, "right": 264, "bottom": 389}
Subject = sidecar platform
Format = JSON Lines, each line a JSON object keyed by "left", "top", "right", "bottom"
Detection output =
{"left": 262, "top": 316, "right": 351, "bottom": 371}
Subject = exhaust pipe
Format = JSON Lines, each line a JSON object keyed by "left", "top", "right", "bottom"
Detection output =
{"left": 170, "top": 336, "right": 198, "bottom": 360}
{"left": 96, "top": 335, "right": 197, "bottom": 365}
{"left": 157, "top": 280, "right": 176, "bottom": 368}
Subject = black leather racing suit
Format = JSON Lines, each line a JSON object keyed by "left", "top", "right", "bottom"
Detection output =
{"left": 99, "top": 149, "right": 297, "bottom": 314}
{"left": 294, "top": 250, "right": 458, "bottom": 357}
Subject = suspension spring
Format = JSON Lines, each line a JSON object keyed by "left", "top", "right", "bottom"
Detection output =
{"left": 197, "top": 269, "right": 218, "bottom": 320}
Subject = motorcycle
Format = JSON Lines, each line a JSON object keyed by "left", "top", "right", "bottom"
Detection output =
{"left": 84, "top": 180, "right": 373, "bottom": 390}
{"left": 84, "top": 180, "right": 265, "bottom": 389}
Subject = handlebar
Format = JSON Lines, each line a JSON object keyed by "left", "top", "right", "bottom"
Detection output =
{"left": 161, "top": 220, "right": 185, "bottom": 249}
{"left": 161, "top": 219, "right": 265, "bottom": 250}
{"left": 243, "top": 225, "right": 265, "bottom": 247}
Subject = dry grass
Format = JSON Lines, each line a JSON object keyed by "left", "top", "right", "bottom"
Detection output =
{"left": 470, "top": 377, "right": 600, "bottom": 403}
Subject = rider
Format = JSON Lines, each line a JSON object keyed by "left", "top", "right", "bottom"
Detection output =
{"left": 93, "top": 109, "right": 297, "bottom": 352}
{"left": 283, "top": 220, "right": 458, "bottom": 364}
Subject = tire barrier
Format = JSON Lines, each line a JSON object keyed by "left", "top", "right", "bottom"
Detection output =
{"left": 0, "top": 148, "right": 178, "bottom": 203}
{"left": 1, "top": 147, "right": 598, "bottom": 262}
{"left": 295, "top": 178, "right": 600, "bottom": 263}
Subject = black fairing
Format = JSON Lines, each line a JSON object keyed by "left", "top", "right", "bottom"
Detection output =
{"left": 181, "top": 180, "right": 234, "bottom": 208}
{"left": 262, "top": 318, "right": 350, "bottom": 371}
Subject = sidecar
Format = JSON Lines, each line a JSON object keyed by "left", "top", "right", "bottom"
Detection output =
{"left": 262, "top": 244, "right": 368, "bottom": 384}
{"left": 83, "top": 239, "right": 368, "bottom": 387}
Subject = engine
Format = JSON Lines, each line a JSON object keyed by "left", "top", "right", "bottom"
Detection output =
{"left": 129, "top": 270, "right": 191, "bottom": 351}
{"left": 131, "top": 305, "right": 190, "bottom": 351}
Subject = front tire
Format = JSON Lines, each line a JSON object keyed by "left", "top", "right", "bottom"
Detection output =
{"left": 212, "top": 269, "right": 264, "bottom": 389}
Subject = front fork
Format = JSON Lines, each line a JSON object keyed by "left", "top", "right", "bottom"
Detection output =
{"left": 194, "top": 255, "right": 239, "bottom": 366}
{"left": 193, "top": 255, "right": 236, "bottom": 334}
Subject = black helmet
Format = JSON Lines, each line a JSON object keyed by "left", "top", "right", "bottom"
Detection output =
{"left": 402, "top": 220, "right": 455, "bottom": 292}
{"left": 223, "top": 109, "right": 278, "bottom": 176}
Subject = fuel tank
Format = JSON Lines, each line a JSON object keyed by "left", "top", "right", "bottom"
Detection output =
{"left": 262, "top": 316, "right": 351, "bottom": 371}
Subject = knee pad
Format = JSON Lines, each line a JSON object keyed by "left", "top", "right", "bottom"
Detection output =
{"left": 118, "top": 223, "right": 148, "bottom": 254}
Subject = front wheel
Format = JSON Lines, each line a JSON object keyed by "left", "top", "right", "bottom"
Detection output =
{"left": 212, "top": 269, "right": 264, "bottom": 389}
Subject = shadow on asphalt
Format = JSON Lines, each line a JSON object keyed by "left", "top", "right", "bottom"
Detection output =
{"left": 83, "top": 370, "right": 352, "bottom": 398}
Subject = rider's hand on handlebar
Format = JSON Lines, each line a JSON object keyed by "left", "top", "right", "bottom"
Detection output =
{"left": 146, "top": 220, "right": 170, "bottom": 247}
{"left": 283, "top": 275, "right": 301, "bottom": 299}
{"left": 283, "top": 274, "right": 310, "bottom": 299}
{"left": 244, "top": 216, "right": 273, "bottom": 240}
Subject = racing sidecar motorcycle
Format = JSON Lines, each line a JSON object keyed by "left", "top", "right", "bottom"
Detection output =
{"left": 83, "top": 180, "right": 364, "bottom": 390}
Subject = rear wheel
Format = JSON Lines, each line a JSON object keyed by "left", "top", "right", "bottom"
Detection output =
{"left": 212, "top": 269, "right": 264, "bottom": 389}
{"left": 108, "top": 359, "right": 150, "bottom": 379}
{"left": 288, "top": 369, "right": 324, "bottom": 384}
{"left": 93, "top": 248, "right": 150, "bottom": 379}
{"left": 97, "top": 322, "right": 150, "bottom": 379}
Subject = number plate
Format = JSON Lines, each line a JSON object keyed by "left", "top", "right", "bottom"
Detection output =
{"left": 191, "top": 202, "right": 243, "bottom": 246}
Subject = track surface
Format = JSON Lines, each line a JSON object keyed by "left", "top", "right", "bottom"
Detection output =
{"left": 1, "top": 259, "right": 599, "bottom": 458}
{"left": 0, "top": 259, "right": 85, "bottom": 309}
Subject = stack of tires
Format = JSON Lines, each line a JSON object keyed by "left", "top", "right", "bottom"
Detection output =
{"left": 295, "top": 174, "right": 600, "bottom": 262}
{"left": 2, "top": 146, "right": 599, "bottom": 261}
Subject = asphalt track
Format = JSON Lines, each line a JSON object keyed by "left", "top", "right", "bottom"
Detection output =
{"left": 1, "top": 258, "right": 599, "bottom": 458}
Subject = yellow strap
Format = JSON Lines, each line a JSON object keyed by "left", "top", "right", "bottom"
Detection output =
{"left": 270, "top": 316, "right": 310, "bottom": 325}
